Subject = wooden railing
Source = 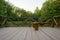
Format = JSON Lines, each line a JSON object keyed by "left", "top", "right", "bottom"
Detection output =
{"left": 33, "top": 22, "right": 54, "bottom": 31}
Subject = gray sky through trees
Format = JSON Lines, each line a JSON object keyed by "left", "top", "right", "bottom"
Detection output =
{"left": 5, "top": 0, "right": 46, "bottom": 12}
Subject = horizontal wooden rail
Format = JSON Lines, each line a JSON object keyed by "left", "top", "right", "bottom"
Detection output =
{"left": 33, "top": 22, "right": 54, "bottom": 31}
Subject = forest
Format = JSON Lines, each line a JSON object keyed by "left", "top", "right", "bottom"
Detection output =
{"left": 0, "top": 0, "right": 60, "bottom": 27}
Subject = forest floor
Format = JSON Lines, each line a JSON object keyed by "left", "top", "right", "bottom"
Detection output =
{"left": 0, "top": 27, "right": 60, "bottom": 40}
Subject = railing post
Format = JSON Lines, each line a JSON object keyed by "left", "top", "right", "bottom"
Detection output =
{"left": 33, "top": 22, "right": 39, "bottom": 31}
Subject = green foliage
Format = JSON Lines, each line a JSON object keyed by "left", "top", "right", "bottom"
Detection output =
{"left": 0, "top": 0, "right": 60, "bottom": 27}
{"left": 39, "top": 0, "right": 60, "bottom": 22}
{"left": 34, "top": 7, "right": 41, "bottom": 17}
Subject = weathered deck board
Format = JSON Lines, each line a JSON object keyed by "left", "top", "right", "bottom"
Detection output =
{"left": 40, "top": 28, "right": 60, "bottom": 40}
{"left": 0, "top": 27, "right": 60, "bottom": 40}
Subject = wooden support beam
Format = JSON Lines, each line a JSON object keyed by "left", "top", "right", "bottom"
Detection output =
{"left": 53, "top": 16, "right": 60, "bottom": 27}
{"left": 1, "top": 18, "right": 7, "bottom": 26}
{"left": 8, "top": 18, "right": 20, "bottom": 26}
{"left": 53, "top": 18, "right": 58, "bottom": 25}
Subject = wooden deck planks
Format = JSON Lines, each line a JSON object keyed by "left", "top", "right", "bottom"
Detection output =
{"left": 10, "top": 27, "right": 27, "bottom": 40}
{"left": 31, "top": 28, "right": 40, "bottom": 40}
{"left": 0, "top": 27, "right": 60, "bottom": 40}
{"left": 37, "top": 29, "right": 53, "bottom": 40}
{"left": 41, "top": 28, "right": 60, "bottom": 40}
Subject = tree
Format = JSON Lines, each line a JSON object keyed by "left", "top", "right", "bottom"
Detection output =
{"left": 40, "top": 0, "right": 60, "bottom": 22}
{"left": 34, "top": 7, "right": 41, "bottom": 17}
